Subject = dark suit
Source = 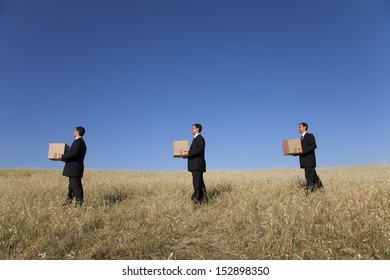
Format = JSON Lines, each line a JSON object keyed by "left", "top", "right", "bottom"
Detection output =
{"left": 62, "top": 137, "right": 87, "bottom": 202}
{"left": 299, "top": 133, "right": 321, "bottom": 188}
{"left": 187, "top": 134, "right": 207, "bottom": 202}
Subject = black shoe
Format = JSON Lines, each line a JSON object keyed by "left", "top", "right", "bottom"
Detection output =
{"left": 62, "top": 198, "right": 73, "bottom": 207}
{"left": 314, "top": 180, "right": 325, "bottom": 192}
{"left": 192, "top": 196, "right": 208, "bottom": 205}
{"left": 75, "top": 200, "right": 83, "bottom": 207}
{"left": 304, "top": 185, "right": 314, "bottom": 195}
{"left": 201, "top": 193, "right": 209, "bottom": 203}
{"left": 316, "top": 179, "right": 324, "bottom": 186}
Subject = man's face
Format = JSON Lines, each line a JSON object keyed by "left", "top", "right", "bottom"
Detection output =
{"left": 191, "top": 125, "right": 199, "bottom": 135}
{"left": 298, "top": 124, "right": 306, "bottom": 134}
{"left": 73, "top": 129, "right": 80, "bottom": 138}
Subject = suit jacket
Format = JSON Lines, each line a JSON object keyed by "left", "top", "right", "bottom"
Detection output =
{"left": 187, "top": 134, "right": 206, "bottom": 172}
{"left": 299, "top": 133, "right": 317, "bottom": 168}
{"left": 62, "top": 137, "right": 87, "bottom": 178}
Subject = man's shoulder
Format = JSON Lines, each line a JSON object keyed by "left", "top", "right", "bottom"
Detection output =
{"left": 304, "top": 133, "right": 316, "bottom": 144}
{"left": 76, "top": 137, "right": 86, "bottom": 143}
{"left": 72, "top": 138, "right": 86, "bottom": 146}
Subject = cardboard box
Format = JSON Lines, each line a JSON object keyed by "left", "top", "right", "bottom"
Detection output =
{"left": 282, "top": 139, "right": 302, "bottom": 155}
{"left": 173, "top": 140, "right": 189, "bottom": 158}
{"left": 48, "top": 143, "right": 69, "bottom": 160}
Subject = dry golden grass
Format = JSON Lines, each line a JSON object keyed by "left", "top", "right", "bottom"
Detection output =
{"left": 0, "top": 166, "right": 389, "bottom": 260}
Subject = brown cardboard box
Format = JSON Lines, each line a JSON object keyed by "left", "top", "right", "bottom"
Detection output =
{"left": 173, "top": 140, "right": 189, "bottom": 157}
{"left": 48, "top": 143, "right": 69, "bottom": 160}
{"left": 282, "top": 139, "right": 302, "bottom": 155}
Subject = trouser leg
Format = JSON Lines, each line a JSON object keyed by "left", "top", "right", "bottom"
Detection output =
{"left": 314, "top": 170, "right": 324, "bottom": 189}
{"left": 200, "top": 172, "right": 208, "bottom": 201}
{"left": 191, "top": 171, "right": 197, "bottom": 200}
{"left": 69, "top": 176, "right": 84, "bottom": 202}
{"left": 63, "top": 178, "right": 76, "bottom": 206}
{"left": 314, "top": 170, "right": 322, "bottom": 186}
{"left": 191, "top": 171, "right": 205, "bottom": 202}
{"left": 67, "top": 178, "right": 74, "bottom": 200}
{"left": 304, "top": 167, "right": 315, "bottom": 186}
{"left": 304, "top": 167, "right": 316, "bottom": 194}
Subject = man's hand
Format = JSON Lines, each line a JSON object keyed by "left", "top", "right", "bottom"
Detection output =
{"left": 182, "top": 151, "right": 189, "bottom": 158}
{"left": 56, "top": 154, "right": 63, "bottom": 160}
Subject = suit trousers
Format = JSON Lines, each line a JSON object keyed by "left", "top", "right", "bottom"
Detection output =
{"left": 304, "top": 167, "right": 320, "bottom": 187}
{"left": 191, "top": 171, "right": 206, "bottom": 201}
{"left": 68, "top": 176, "right": 84, "bottom": 201}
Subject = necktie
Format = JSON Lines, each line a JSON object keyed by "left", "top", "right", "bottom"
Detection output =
{"left": 300, "top": 136, "right": 303, "bottom": 140}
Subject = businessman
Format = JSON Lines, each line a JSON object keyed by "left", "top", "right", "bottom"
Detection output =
{"left": 59, "top": 126, "right": 87, "bottom": 207}
{"left": 183, "top": 123, "right": 208, "bottom": 203}
{"left": 297, "top": 122, "right": 324, "bottom": 194}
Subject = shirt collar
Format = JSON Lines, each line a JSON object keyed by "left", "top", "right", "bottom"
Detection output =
{"left": 75, "top": 136, "right": 82, "bottom": 140}
{"left": 194, "top": 133, "right": 200, "bottom": 138}
{"left": 301, "top": 132, "right": 307, "bottom": 137}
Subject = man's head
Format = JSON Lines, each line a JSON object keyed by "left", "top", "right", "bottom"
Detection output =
{"left": 298, "top": 122, "right": 308, "bottom": 134}
{"left": 74, "top": 126, "right": 86, "bottom": 138}
{"left": 192, "top": 123, "right": 202, "bottom": 135}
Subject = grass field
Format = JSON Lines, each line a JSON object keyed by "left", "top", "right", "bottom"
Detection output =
{"left": 0, "top": 165, "right": 389, "bottom": 260}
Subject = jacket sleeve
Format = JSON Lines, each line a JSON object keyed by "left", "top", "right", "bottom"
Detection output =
{"left": 61, "top": 140, "right": 81, "bottom": 162}
{"left": 302, "top": 134, "right": 317, "bottom": 154}
{"left": 188, "top": 137, "right": 205, "bottom": 158}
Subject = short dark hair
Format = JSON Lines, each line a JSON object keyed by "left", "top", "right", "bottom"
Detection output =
{"left": 75, "top": 126, "right": 86, "bottom": 136}
{"left": 193, "top": 123, "right": 202, "bottom": 133}
{"left": 299, "top": 122, "right": 308, "bottom": 130}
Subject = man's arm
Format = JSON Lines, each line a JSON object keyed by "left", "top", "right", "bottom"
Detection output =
{"left": 187, "top": 138, "right": 205, "bottom": 158}
{"left": 302, "top": 134, "right": 317, "bottom": 154}
{"left": 61, "top": 140, "right": 81, "bottom": 161}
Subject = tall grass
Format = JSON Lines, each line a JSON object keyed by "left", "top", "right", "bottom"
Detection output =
{"left": 0, "top": 166, "right": 389, "bottom": 260}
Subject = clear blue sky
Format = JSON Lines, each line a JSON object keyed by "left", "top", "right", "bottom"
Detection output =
{"left": 1, "top": 0, "right": 389, "bottom": 170}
